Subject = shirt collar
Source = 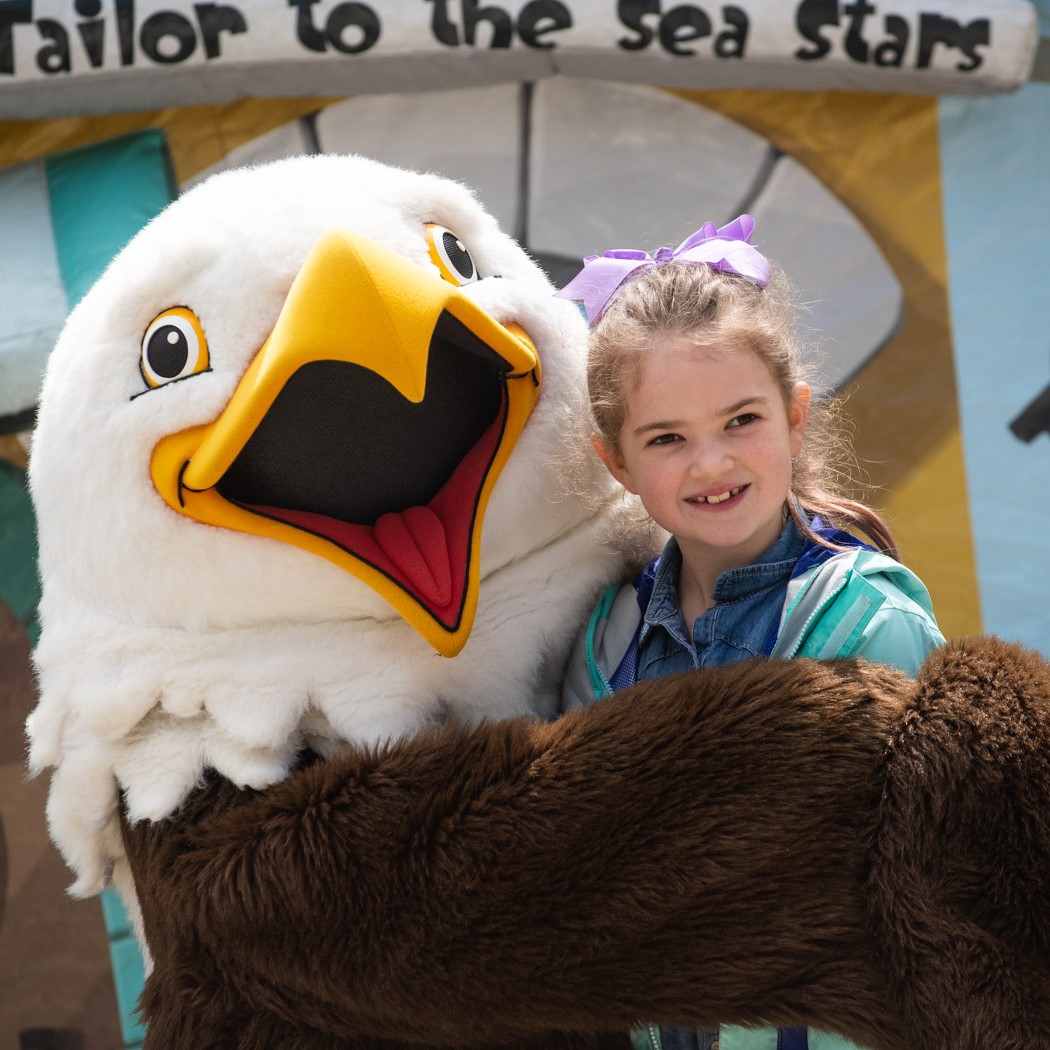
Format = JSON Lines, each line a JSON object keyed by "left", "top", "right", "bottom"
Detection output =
{"left": 643, "top": 515, "right": 806, "bottom": 631}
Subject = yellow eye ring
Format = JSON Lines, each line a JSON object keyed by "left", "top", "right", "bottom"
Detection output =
{"left": 425, "top": 224, "right": 479, "bottom": 286}
{"left": 140, "top": 307, "right": 210, "bottom": 389}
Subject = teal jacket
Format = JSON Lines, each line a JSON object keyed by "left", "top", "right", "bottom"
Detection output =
{"left": 562, "top": 542, "right": 945, "bottom": 1050}
{"left": 563, "top": 545, "right": 944, "bottom": 708}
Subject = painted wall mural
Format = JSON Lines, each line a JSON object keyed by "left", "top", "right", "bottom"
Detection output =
{"left": 1, "top": 2, "right": 1047, "bottom": 1044}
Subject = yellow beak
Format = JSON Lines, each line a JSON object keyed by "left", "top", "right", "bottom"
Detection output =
{"left": 151, "top": 229, "right": 541, "bottom": 656}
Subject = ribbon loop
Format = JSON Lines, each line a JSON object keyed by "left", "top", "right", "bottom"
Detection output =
{"left": 554, "top": 214, "right": 771, "bottom": 326}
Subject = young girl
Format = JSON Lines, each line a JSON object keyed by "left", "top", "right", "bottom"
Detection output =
{"left": 557, "top": 216, "right": 945, "bottom": 1050}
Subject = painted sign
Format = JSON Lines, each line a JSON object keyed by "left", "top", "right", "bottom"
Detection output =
{"left": 0, "top": 0, "right": 1039, "bottom": 117}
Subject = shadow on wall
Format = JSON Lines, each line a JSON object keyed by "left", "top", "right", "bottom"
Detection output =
{"left": 0, "top": 455, "right": 124, "bottom": 1048}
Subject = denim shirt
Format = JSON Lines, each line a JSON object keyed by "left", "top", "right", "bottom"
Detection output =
{"left": 636, "top": 518, "right": 806, "bottom": 684}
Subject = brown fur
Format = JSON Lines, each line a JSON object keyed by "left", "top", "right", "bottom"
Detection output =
{"left": 121, "top": 637, "right": 1050, "bottom": 1049}
{"left": 869, "top": 636, "right": 1050, "bottom": 1048}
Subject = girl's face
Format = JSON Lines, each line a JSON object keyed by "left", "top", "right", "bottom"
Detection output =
{"left": 598, "top": 337, "right": 810, "bottom": 571}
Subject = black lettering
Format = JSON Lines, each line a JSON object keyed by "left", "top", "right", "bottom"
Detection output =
{"left": 518, "top": 0, "right": 571, "bottom": 49}
{"left": 36, "top": 18, "right": 71, "bottom": 73}
{"left": 659, "top": 5, "right": 711, "bottom": 57}
{"left": 794, "top": 0, "right": 837, "bottom": 61}
{"left": 75, "top": 0, "right": 104, "bottom": 64}
{"left": 617, "top": 0, "right": 660, "bottom": 51}
{"left": 842, "top": 0, "right": 873, "bottom": 62}
{"left": 76, "top": 18, "right": 106, "bottom": 66}
{"left": 139, "top": 10, "right": 196, "bottom": 64}
{"left": 917, "top": 14, "right": 989, "bottom": 72}
{"left": 462, "top": 0, "right": 513, "bottom": 48}
{"left": 115, "top": 0, "right": 135, "bottom": 64}
{"left": 194, "top": 3, "right": 246, "bottom": 59}
{"left": 714, "top": 5, "right": 747, "bottom": 58}
{"left": 288, "top": 0, "right": 326, "bottom": 52}
{"left": 0, "top": 0, "right": 32, "bottom": 75}
{"left": 872, "top": 13, "right": 906, "bottom": 67}
{"left": 426, "top": 0, "right": 458, "bottom": 45}
{"left": 325, "top": 2, "right": 379, "bottom": 54}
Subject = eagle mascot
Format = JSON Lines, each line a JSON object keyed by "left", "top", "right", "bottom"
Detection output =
{"left": 25, "top": 154, "right": 1050, "bottom": 1050}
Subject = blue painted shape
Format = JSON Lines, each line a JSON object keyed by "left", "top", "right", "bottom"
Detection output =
{"left": 45, "top": 128, "right": 176, "bottom": 309}
{"left": 939, "top": 83, "right": 1050, "bottom": 656}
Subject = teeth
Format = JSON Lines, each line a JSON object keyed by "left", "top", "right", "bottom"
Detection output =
{"left": 698, "top": 486, "right": 741, "bottom": 504}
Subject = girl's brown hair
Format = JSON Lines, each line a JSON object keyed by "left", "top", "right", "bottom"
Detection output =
{"left": 586, "top": 260, "right": 899, "bottom": 558}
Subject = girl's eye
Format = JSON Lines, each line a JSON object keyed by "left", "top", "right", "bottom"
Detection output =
{"left": 140, "top": 307, "right": 210, "bottom": 389}
{"left": 648, "top": 433, "right": 680, "bottom": 447}
{"left": 728, "top": 412, "right": 758, "bottom": 428}
{"left": 424, "top": 224, "right": 479, "bottom": 286}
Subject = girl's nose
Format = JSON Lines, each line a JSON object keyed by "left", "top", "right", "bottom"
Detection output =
{"left": 688, "top": 440, "right": 731, "bottom": 478}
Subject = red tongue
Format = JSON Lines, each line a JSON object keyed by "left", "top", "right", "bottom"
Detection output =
{"left": 374, "top": 506, "right": 452, "bottom": 608}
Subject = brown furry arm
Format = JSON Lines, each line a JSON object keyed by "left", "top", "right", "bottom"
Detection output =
{"left": 869, "top": 636, "right": 1050, "bottom": 1049}
{"left": 125, "top": 655, "right": 918, "bottom": 1050}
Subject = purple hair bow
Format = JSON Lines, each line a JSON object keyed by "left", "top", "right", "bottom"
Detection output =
{"left": 554, "top": 215, "right": 771, "bottom": 325}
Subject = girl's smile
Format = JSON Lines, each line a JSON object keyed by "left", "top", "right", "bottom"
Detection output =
{"left": 596, "top": 337, "right": 809, "bottom": 613}
{"left": 684, "top": 484, "right": 746, "bottom": 506}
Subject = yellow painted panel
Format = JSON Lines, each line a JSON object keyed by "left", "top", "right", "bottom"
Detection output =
{"left": 0, "top": 96, "right": 339, "bottom": 184}
{"left": 0, "top": 435, "right": 29, "bottom": 470}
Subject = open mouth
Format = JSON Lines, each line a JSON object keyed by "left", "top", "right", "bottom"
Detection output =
{"left": 211, "top": 312, "right": 514, "bottom": 631}
{"left": 151, "top": 228, "right": 541, "bottom": 656}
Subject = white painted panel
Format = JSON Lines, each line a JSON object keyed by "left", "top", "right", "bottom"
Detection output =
{"left": 315, "top": 85, "right": 522, "bottom": 232}
{"left": 0, "top": 160, "right": 67, "bottom": 418}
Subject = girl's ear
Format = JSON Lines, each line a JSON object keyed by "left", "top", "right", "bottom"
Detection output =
{"left": 789, "top": 382, "right": 811, "bottom": 457}
{"left": 591, "top": 435, "right": 637, "bottom": 494}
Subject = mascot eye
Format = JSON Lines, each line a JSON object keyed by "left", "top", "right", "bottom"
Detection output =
{"left": 425, "top": 224, "right": 479, "bottom": 286}
{"left": 140, "top": 307, "right": 210, "bottom": 389}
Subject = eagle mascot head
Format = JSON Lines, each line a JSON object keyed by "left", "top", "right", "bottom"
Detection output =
{"left": 26, "top": 153, "right": 636, "bottom": 902}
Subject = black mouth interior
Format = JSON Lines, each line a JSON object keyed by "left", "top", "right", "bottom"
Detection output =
{"left": 216, "top": 312, "right": 509, "bottom": 523}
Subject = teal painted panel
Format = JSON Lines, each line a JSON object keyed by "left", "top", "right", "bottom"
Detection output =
{"left": 101, "top": 888, "right": 147, "bottom": 1047}
{"left": 0, "top": 128, "right": 176, "bottom": 421}
{"left": 45, "top": 128, "right": 177, "bottom": 309}
{"left": 109, "top": 930, "right": 148, "bottom": 1046}
{"left": 0, "top": 460, "right": 40, "bottom": 641}
{"left": 100, "top": 885, "right": 134, "bottom": 939}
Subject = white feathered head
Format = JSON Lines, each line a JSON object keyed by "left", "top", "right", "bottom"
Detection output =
{"left": 26, "top": 154, "right": 629, "bottom": 897}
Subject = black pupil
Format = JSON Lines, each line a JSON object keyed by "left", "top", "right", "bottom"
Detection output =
{"left": 148, "top": 325, "right": 190, "bottom": 379}
{"left": 442, "top": 232, "right": 474, "bottom": 280}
